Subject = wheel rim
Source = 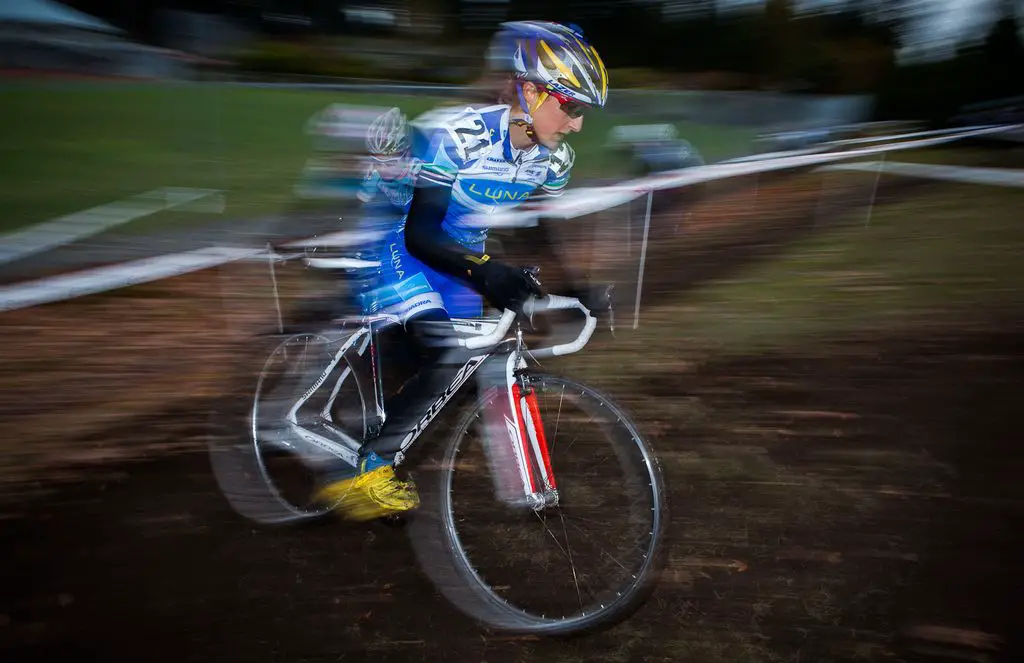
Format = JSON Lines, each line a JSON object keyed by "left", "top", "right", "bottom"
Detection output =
{"left": 251, "top": 333, "right": 366, "bottom": 519}
{"left": 440, "top": 376, "right": 664, "bottom": 630}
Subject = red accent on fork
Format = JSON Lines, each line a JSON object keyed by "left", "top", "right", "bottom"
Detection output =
{"left": 524, "top": 389, "right": 556, "bottom": 489}
{"left": 511, "top": 384, "right": 537, "bottom": 493}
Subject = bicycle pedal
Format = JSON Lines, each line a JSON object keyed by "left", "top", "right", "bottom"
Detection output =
{"left": 365, "top": 421, "right": 383, "bottom": 440}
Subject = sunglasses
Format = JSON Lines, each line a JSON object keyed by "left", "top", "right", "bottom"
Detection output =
{"left": 544, "top": 87, "right": 590, "bottom": 119}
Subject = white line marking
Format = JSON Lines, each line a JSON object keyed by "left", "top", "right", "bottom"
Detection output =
{"left": 816, "top": 161, "right": 1024, "bottom": 188}
{"left": 0, "top": 187, "right": 224, "bottom": 266}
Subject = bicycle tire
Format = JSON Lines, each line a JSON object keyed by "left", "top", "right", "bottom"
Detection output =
{"left": 406, "top": 373, "right": 668, "bottom": 636}
{"left": 207, "top": 330, "right": 369, "bottom": 526}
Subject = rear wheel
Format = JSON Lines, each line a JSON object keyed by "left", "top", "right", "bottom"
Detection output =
{"left": 208, "top": 331, "right": 369, "bottom": 525}
{"left": 408, "top": 373, "right": 668, "bottom": 635}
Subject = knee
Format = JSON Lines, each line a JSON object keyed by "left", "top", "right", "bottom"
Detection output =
{"left": 405, "top": 310, "right": 455, "bottom": 366}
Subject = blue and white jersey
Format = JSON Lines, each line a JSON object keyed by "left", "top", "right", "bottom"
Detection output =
{"left": 408, "top": 103, "right": 575, "bottom": 245}
{"left": 354, "top": 103, "right": 576, "bottom": 321}
{"left": 357, "top": 156, "right": 415, "bottom": 211}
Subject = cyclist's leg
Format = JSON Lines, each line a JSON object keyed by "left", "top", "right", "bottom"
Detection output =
{"left": 316, "top": 232, "right": 479, "bottom": 519}
{"left": 361, "top": 245, "right": 484, "bottom": 459}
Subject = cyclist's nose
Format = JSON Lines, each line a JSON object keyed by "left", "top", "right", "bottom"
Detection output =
{"left": 567, "top": 115, "right": 584, "bottom": 133}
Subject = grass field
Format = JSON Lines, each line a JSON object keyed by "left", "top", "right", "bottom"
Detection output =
{"left": 559, "top": 177, "right": 1024, "bottom": 386}
{"left": 669, "top": 182, "right": 1024, "bottom": 350}
{"left": 0, "top": 81, "right": 756, "bottom": 234}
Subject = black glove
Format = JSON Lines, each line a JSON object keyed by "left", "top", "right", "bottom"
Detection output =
{"left": 568, "top": 283, "right": 614, "bottom": 314}
{"left": 468, "top": 260, "right": 545, "bottom": 312}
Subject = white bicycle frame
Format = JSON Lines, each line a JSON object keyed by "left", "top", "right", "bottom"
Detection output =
{"left": 272, "top": 278, "right": 597, "bottom": 508}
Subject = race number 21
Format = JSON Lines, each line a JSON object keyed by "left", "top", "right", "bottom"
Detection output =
{"left": 454, "top": 118, "right": 490, "bottom": 160}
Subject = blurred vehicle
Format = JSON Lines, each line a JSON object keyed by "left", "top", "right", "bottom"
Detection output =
{"left": 753, "top": 126, "right": 836, "bottom": 153}
{"left": 607, "top": 123, "right": 705, "bottom": 177}
{"left": 953, "top": 95, "right": 1024, "bottom": 144}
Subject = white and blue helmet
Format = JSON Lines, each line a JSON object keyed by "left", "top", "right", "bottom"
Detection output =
{"left": 488, "top": 21, "right": 609, "bottom": 109}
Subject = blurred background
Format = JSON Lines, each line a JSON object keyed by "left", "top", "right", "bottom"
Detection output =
{"left": 2, "top": 0, "right": 1023, "bottom": 243}
{"left": 1, "top": 2, "right": 1023, "bottom": 663}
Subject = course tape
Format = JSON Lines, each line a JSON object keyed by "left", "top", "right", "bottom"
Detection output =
{"left": 818, "top": 161, "right": 1024, "bottom": 188}
{"left": 474, "top": 123, "right": 1022, "bottom": 228}
{"left": 0, "top": 123, "right": 1019, "bottom": 312}
{"left": 0, "top": 246, "right": 259, "bottom": 312}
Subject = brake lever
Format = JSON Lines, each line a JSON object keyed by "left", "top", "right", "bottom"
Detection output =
{"left": 522, "top": 265, "right": 544, "bottom": 329}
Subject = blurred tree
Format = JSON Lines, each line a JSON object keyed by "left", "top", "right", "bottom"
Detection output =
{"left": 971, "top": 0, "right": 1024, "bottom": 99}
{"left": 874, "top": 0, "right": 1024, "bottom": 123}
{"left": 763, "top": 0, "right": 796, "bottom": 86}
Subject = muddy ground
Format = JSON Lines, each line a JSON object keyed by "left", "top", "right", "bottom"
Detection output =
{"left": 2, "top": 156, "right": 1022, "bottom": 663}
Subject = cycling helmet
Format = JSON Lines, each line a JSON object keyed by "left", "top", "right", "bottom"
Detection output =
{"left": 487, "top": 21, "right": 609, "bottom": 139}
{"left": 366, "top": 106, "right": 410, "bottom": 158}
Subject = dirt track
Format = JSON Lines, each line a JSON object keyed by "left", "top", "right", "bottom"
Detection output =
{"left": 2, "top": 166, "right": 1023, "bottom": 662}
{"left": 3, "top": 324, "right": 1021, "bottom": 663}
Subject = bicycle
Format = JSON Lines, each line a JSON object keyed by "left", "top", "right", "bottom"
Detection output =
{"left": 207, "top": 250, "right": 669, "bottom": 637}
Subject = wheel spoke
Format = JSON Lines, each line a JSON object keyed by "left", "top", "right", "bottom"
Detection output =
{"left": 548, "top": 385, "right": 566, "bottom": 455}
{"left": 531, "top": 509, "right": 600, "bottom": 605}
{"left": 246, "top": 333, "right": 367, "bottom": 522}
{"left": 430, "top": 373, "right": 666, "bottom": 634}
{"left": 561, "top": 516, "right": 633, "bottom": 574}
{"left": 556, "top": 508, "right": 584, "bottom": 613}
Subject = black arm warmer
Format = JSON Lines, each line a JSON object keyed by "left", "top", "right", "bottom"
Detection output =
{"left": 404, "top": 184, "right": 489, "bottom": 288}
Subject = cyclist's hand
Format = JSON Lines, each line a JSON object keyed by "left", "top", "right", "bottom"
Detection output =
{"left": 569, "top": 283, "right": 614, "bottom": 314}
{"left": 472, "top": 260, "right": 546, "bottom": 312}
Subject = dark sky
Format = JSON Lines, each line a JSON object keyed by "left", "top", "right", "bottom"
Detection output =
{"left": 60, "top": 1, "right": 344, "bottom": 42}
{"left": 61, "top": 0, "right": 255, "bottom": 40}
{"left": 62, "top": 0, "right": 189, "bottom": 39}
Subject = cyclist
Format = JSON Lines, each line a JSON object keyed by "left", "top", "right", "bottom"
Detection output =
{"left": 316, "top": 20, "right": 612, "bottom": 521}
{"left": 342, "top": 107, "right": 416, "bottom": 266}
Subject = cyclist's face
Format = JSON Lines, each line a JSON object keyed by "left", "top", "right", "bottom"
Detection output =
{"left": 526, "top": 84, "right": 586, "bottom": 149}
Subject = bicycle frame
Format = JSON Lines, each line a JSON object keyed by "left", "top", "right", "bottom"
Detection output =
{"left": 277, "top": 294, "right": 597, "bottom": 509}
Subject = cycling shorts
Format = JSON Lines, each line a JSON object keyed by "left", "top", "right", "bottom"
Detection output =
{"left": 357, "top": 228, "right": 483, "bottom": 322}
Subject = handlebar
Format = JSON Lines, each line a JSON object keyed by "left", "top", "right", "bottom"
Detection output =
{"left": 303, "top": 256, "right": 380, "bottom": 270}
{"left": 460, "top": 308, "right": 519, "bottom": 351}
{"left": 458, "top": 294, "right": 597, "bottom": 356}
{"left": 523, "top": 295, "right": 599, "bottom": 358}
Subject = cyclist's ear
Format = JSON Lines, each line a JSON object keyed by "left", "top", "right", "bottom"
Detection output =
{"left": 521, "top": 82, "right": 541, "bottom": 108}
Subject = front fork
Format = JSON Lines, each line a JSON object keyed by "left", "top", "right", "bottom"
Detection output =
{"left": 511, "top": 373, "right": 559, "bottom": 508}
{"left": 481, "top": 348, "right": 559, "bottom": 511}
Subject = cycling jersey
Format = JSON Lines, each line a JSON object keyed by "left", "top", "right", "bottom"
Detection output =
{"left": 357, "top": 156, "right": 415, "bottom": 211}
{"left": 358, "top": 103, "right": 574, "bottom": 321}
{"left": 347, "top": 156, "right": 416, "bottom": 249}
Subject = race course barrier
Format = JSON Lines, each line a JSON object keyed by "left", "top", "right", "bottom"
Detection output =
{"left": 818, "top": 161, "right": 1024, "bottom": 188}
{"left": 0, "top": 123, "right": 1019, "bottom": 315}
{"left": 0, "top": 246, "right": 259, "bottom": 313}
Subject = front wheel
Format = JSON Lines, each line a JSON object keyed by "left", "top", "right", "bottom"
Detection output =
{"left": 407, "top": 373, "right": 668, "bottom": 636}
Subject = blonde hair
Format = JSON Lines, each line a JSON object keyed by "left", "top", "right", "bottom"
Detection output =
{"left": 495, "top": 76, "right": 521, "bottom": 106}
{"left": 466, "top": 71, "right": 523, "bottom": 107}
